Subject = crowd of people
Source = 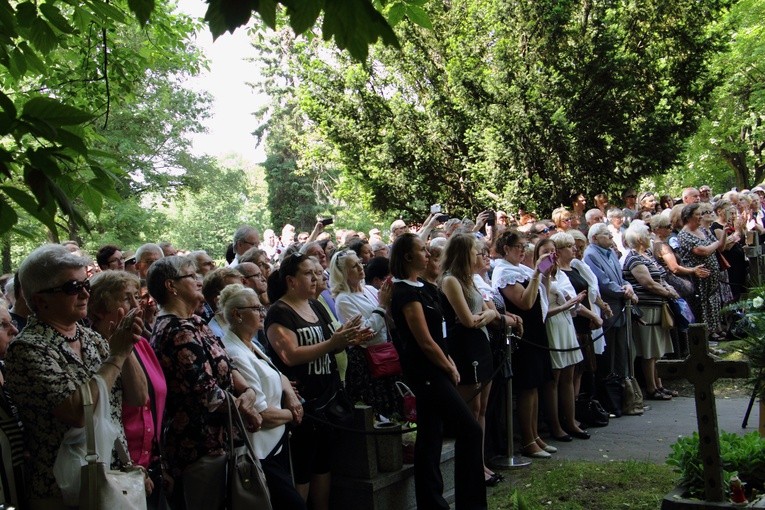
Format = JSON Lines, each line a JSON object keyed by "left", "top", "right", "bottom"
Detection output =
{"left": 0, "top": 183, "right": 762, "bottom": 510}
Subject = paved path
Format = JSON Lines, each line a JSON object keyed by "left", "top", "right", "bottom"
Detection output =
{"left": 533, "top": 396, "right": 756, "bottom": 464}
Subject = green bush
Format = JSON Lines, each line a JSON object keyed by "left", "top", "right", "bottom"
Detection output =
{"left": 667, "top": 431, "right": 765, "bottom": 497}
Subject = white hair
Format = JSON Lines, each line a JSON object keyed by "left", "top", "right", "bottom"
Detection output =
{"left": 587, "top": 222, "right": 609, "bottom": 242}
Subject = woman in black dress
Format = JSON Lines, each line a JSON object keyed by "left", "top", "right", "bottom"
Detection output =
{"left": 491, "top": 231, "right": 554, "bottom": 459}
{"left": 390, "top": 233, "right": 486, "bottom": 510}
{"left": 440, "top": 233, "right": 503, "bottom": 485}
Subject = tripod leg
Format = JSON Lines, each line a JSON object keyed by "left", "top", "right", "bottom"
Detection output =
{"left": 742, "top": 383, "right": 759, "bottom": 429}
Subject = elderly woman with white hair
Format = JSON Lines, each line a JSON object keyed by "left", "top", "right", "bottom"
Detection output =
{"left": 622, "top": 221, "right": 678, "bottom": 400}
{"left": 218, "top": 284, "right": 305, "bottom": 510}
{"left": 6, "top": 244, "right": 147, "bottom": 508}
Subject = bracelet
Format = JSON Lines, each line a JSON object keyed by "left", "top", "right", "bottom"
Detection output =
{"left": 102, "top": 360, "right": 122, "bottom": 371}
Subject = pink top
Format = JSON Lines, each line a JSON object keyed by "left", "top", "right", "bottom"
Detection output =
{"left": 122, "top": 337, "right": 167, "bottom": 468}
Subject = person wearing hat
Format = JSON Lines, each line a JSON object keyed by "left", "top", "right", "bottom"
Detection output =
{"left": 699, "top": 185, "right": 712, "bottom": 203}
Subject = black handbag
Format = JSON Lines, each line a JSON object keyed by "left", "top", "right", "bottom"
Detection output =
{"left": 597, "top": 373, "right": 623, "bottom": 418}
{"left": 305, "top": 382, "right": 355, "bottom": 428}
{"left": 575, "top": 398, "right": 609, "bottom": 428}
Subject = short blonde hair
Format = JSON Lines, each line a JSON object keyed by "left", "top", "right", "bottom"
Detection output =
{"left": 550, "top": 232, "right": 574, "bottom": 249}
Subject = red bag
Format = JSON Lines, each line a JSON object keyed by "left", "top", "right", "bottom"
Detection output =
{"left": 363, "top": 342, "right": 402, "bottom": 378}
{"left": 395, "top": 381, "right": 417, "bottom": 422}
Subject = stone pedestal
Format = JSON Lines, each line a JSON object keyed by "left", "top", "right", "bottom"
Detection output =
{"left": 331, "top": 440, "right": 456, "bottom": 510}
{"left": 375, "top": 422, "right": 403, "bottom": 472}
{"left": 332, "top": 405, "right": 378, "bottom": 479}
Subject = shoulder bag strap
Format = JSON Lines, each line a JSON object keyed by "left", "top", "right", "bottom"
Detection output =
{"left": 81, "top": 381, "right": 98, "bottom": 510}
{"left": 226, "top": 392, "right": 259, "bottom": 461}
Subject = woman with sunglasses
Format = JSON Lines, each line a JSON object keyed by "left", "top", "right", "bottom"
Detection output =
{"left": 389, "top": 233, "right": 486, "bottom": 510}
{"left": 148, "top": 255, "right": 261, "bottom": 510}
{"left": 219, "top": 284, "right": 306, "bottom": 510}
{"left": 6, "top": 244, "right": 147, "bottom": 509}
{"left": 265, "top": 253, "right": 366, "bottom": 510}
{"left": 87, "top": 270, "right": 169, "bottom": 509}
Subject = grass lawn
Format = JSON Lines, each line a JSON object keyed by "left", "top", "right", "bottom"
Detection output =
{"left": 487, "top": 460, "right": 677, "bottom": 509}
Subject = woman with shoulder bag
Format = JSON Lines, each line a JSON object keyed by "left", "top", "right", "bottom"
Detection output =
{"left": 6, "top": 245, "right": 147, "bottom": 509}
{"left": 219, "top": 284, "right": 306, "bottom": 510}
{"left": 148, "top": 256, "right": 262, "bottom": 510}
{"left": 330, "top": 250, "right": 400, "bottom": 419}
{"left": 88, "top": 270, "right": 168, "bottom": 510}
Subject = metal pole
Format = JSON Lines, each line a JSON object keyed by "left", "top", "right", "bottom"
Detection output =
{"left": 490, "top": 337, "right": 530, "bottom": 470}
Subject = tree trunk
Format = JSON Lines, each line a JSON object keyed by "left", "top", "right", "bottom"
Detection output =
{"left": 721, "top": 149, "right": 751, "bottom": 189}
{"left": 1, "top": 235, "right": 10, "bottom": 274}
{"left": 760, "top": 392, "right": 764, "bottom": 438}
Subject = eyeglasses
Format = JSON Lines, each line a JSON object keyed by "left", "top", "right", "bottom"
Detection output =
{"left": 701, "top": 210, "right": 713, "bottom": 216}
{"left": 597, "top": 233, "right": 614, "bottom": 239}
{"left": 334, "top": 250, "right": 349, "bottom": 268}
{"left": 0, "top": 319, "right": 18, "bottom": 330}
{"left": 241, "top": 273, "right": 263, "bottom": 280}
{"left": 626, "top": 195, "right": 637, "bottom": 199}
{"left": 536, "top": 227, "right": 552, "bottom": 234}
{"left": 561, "top": 218, "right": 572, "bottom": 222}
{"left": 173, "top": 273, "right": 202, "bottom": 282}
{"left": 238, "top": 305, "right": 266, "bottom": 314}
{"left": 40, "top": 279, "right": 91, "bottom": 295}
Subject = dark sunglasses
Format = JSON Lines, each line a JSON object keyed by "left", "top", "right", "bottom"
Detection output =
{"left": 40, "top": 279, "right": 91, "bottom": 295}
{"left": 536, "top": 226, "right": 552, "bottom": 234}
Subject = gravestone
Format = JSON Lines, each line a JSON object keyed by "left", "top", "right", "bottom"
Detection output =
{"left": 657, "top": 323, "right": 750, "bottom": 503}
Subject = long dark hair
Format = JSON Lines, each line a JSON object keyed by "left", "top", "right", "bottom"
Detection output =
{"left": 390, "top": 233, "right": 419, "bottom": 279}
{"left": 267, "top": 253, "right": 309, "bottom": 302}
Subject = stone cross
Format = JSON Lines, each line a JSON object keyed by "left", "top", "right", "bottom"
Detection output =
{"left": 657, "top": 324, "right": 749, "bottom": 502}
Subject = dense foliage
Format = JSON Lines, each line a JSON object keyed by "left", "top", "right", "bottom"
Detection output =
{"left": 253, "top": 0, "right": 733, "bottom": 220}
{"left": 667, "top": 431, "right": 765, "bottom": 498}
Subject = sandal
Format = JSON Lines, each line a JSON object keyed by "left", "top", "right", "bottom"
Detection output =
{"left": 658, "top": 387, "right": 679, "bottom": 397}
{"left": 646, "top": 389, "right": 672, "bottom": 400}
{"left": 521, "top": 441, "right": 552, "bottom": 459}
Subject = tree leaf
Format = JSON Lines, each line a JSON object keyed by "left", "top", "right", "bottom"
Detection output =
{"left": 29, "top": 17, "right": 59, "bottom": 54}
{"left": 84, "top": 0, "right": 126, "bottom": 23}
{"left": 287, "top": 0, "right": 322, "bottom": 34}
{"left": 18, "top": 41, "right": 47, "bottom": 74}
{"left": 387, "top": 3, "right": 406, "bottom": 26}
{"left": 81, "top": 185, "right": 103, "bottom": 216}
{"left": 0, "top": 198, "right": 18, "bottom": 235}
{"left": 22, "top": 96, "right": 95, "bottom": 126}
{"left": 257, "top": 0, "right": 278, "bottom": 29}
{"left": 0, "top": 184, "right": 57, "bottom": 232}
{"left": 205, "top": 0, "right": 254, "bottom": 40}
{"left": 127, "top": 0, "right": 154, "bottom": 26}
{"left": 14, "top": 1, "right": 36, "bottom": 29}
{"left": 404, "top": 4, "right": 432, "bottom": 29}
{"left": 39, "top": 2, "right": 75, "bottom": 34}
{"left": 0, "top": 93, "right": 17, "bottom": 124}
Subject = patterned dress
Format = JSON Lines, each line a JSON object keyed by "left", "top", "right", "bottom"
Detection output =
{"left": 5, "top": 316, "right": 127, "bottom": 499}
{"left": 151, "top": 314, "right": 233, "bottom": 480}
{"left": 678, "top": 229, "right": 722, "bottom": 334}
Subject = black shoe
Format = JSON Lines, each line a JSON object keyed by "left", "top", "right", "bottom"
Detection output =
{"left": 485, "top": 473, "right": 502, "bottom": 487}
{"left": 551, "top": 434, "right": 573, "bottom": 442}
{"left": 567, "top": 429, "right": 591, "bottom": 440}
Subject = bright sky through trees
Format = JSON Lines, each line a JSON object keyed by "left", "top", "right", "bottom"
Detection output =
{"left": 180, "top": 2, "right": 268, "bottom": 163}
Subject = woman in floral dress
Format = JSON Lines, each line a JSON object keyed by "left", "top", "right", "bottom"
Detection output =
{"left": 677, "top": 203, "right": 724, "bottom": 338}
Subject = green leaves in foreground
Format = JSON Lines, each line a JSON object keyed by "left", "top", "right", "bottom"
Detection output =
{"left": 202, "top": 0, "right": 437, "bottom": 60}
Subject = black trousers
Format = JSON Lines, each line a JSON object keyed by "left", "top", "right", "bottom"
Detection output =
{"left": 261, "top": 444, "right": 306, "bottom": 510}
{"left": 410, "top": 372, "right": 486, "bottom": 510}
